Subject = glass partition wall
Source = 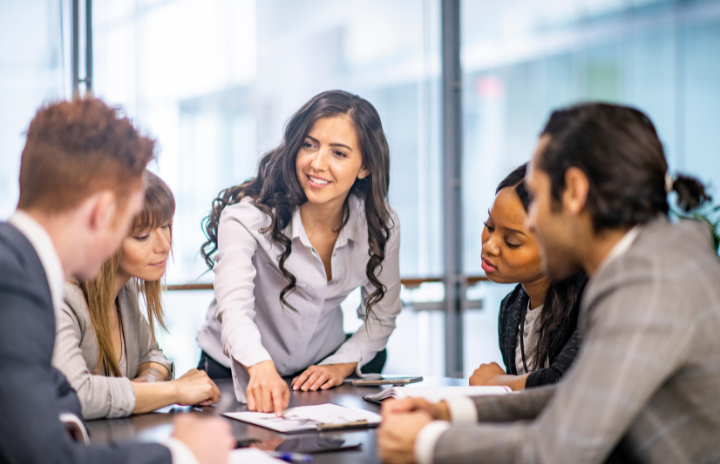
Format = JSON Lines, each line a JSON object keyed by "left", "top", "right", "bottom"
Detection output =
{"left": 0, "top": 0, "right": 68, "bottom": 219}
{"left": 92, "top": 0, "right": 448, "bottom": 376}
{"left": 461, "top": 0, "right": 720, "bottom": 376}
{"left": 2, "top": 0, "right": 720, "bottom": 378}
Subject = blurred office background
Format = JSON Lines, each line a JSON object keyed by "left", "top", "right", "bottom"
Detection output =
{"left": 2, "top": 0, "right": 719, "bottom": 378}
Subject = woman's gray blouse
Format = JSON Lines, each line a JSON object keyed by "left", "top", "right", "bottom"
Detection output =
{"left": 52, "top": 281, "right": 174, "bottom": 419}
{"left": 196, "top": 195, "right": 402, "bottom": 402}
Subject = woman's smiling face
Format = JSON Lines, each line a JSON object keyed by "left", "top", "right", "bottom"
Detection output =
{"left": 295, "top": 115, "right": 369, "bottom": 209}
{"left": 481, "top": 187, "right": 545, "bottom": 285}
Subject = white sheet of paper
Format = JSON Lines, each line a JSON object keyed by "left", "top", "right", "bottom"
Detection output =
{"left": 227, "top": 448, "right": 285, "bottom": 463}
{"left": 366, "top": 385, "right": 512, "bottom": 403}
{"left": 224, "top": 403, "right": 381, "bottom": 433}
{"left": 397, "top": 385, "right": 511, "bottom": 402}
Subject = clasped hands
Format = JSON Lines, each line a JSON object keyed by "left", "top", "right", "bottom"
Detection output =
{"left": 377, "top": 398, "right": 451, "bottom": 464}
{"left": 245, "top": 360, "right": 356, "bottom": 416}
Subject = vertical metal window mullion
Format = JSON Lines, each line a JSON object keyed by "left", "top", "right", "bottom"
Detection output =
{"left": 71, "top": 0, "right": 93, "bottom": 95}
{"left": 441, "top": 0, "right": 465, "bottom": 378}
{"left": 72, "top": 0, "right": 79, "bottom": 94}
{"left": 85, "top": 0, "right": 93, "bottom": 92}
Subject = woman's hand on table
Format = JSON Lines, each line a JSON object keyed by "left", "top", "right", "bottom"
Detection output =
{"left": 172, "top": 369, "right": 221, "bottom": 406}
{"left": 291, "top": 362, "right": 357, "bottom": 392}
{"left": 246, "top": 360, "right": 289, "bottom": 416}
{"left": 469, "top": 362, "right": 507, "bottom": 386}
{"left": 469, "top": 362, "right": 529, "bottom": 391}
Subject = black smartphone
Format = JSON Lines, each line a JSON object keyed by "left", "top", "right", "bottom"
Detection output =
{"left": 351, "top": 376, "right": 423, "bottom": 387}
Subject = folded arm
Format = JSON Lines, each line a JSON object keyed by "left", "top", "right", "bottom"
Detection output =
{"left": 431, "top": 277, "right": 695, "bottom": 464}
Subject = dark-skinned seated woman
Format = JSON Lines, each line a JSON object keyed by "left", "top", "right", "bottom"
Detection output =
{"left": 471, "top": 164, "right": 587, "bottom": 391}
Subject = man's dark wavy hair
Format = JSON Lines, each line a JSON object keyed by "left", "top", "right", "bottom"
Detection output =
{"left": 539, "top": 103, "right": 710, "bottom": 230}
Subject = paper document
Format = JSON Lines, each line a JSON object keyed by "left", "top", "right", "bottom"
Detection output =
{"left": 228, "top": 448, "right": 285, "bottom": 463}
{"left": 365, "top": 385, "right": 512, "bottom": 403}
{"left": 224, "top": 403, "right": 381, "bottom": 433}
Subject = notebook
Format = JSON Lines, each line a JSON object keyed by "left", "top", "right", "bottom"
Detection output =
{"left": 224, "top": 403, "right": 382, "bottom": 434}
{"left": 364, "top": 385, "right": 512, "bottom": 404}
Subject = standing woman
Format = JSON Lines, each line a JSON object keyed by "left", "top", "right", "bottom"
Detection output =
{"left": 470, "top": 164, "right": 587, "bottom": 390}
{"left": 53, "top": 171, "right": 221, "bottom": 419}
{"left": 197, "top": 90, "right": 401, "bottom": 415}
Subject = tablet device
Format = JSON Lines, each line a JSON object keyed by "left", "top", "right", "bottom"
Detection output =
{"left": 351, "top": 376, "right": 423, "bottom": 387}
{"left": 276, "top": 436, "right": 362, "bottom": 453}
{"left": 239, "top": 436, "right": 362, "bottom": 453}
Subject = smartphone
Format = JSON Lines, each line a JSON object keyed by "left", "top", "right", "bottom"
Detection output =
{"left": 351, "top": 376, "right": 423, "bottom": 387}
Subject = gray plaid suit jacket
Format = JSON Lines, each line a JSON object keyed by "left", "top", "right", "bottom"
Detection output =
{"left": 432, "top": 217, "right": 720, "bottom": 464}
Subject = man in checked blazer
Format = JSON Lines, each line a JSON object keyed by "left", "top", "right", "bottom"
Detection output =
{"left": 378, "top": 103, "right": 720, "bottom": 464}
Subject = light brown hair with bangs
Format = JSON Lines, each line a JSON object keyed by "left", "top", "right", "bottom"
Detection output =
{"left": 80, "top": 171, "right": 175, "bottom": 377}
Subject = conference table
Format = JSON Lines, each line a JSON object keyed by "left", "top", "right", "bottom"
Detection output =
{"left": 86, "top": 376, "right": 467, "bottom": 464}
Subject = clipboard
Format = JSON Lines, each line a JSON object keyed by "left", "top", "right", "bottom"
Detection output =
{"left": 224, "top": 403, "right": 381, "bottom": 434}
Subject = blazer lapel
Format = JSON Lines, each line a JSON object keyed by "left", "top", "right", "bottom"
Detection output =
{"left": 117, "top": 284, "right": 140, "bottom": 378}
{"left": 505, "top": 287, "right": 528, "bottom": 375}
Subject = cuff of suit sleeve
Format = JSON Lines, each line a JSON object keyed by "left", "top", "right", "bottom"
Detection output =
{"left": 165, "top": 438, "right": 201, "bottom": 464}
{"left": 414, "top": 421, "right": 451, "bottom": 464}
{"left": 445, "top": 396, "right": 478, "bottom": 423}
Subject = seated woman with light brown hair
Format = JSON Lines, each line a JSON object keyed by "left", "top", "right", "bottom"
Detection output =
{"left": 52, "top": 171, "right": 221, "bottom": 419}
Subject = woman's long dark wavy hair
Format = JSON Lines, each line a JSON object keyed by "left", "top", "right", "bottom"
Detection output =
{"left": 201, "top": 90, "right": 393, "bottom": 320}
{"left": 497, "top": 164, "right": 587, "bottom": 370}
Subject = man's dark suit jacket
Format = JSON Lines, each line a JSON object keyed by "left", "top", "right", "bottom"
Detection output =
{"left": 0, "top": 222, "right": 172, "bottom": 464}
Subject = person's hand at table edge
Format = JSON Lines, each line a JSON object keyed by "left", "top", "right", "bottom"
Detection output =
{"left": 377, "top": 411, "right": 433, "bottom": 464}
{"left": 171, "top": 369, "right": 222, "bottom": 406}
{"left": 382, "top": 398, "right": 451, "bottom": 421}
{"left": 469, "top": 361, "right": 529, "bottom": 391}
{"left": 245, "top": 360, "right": 289, "bottom": 416}
{"left": 171, "top": 414, "right": 234, "bottom": 464}
{"left": 291, "top": 362, "right": 356, "bottom": 392}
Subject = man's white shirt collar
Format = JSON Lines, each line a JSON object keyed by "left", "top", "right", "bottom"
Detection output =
{"left": 595, "top": 226, "right": 641, "bottom": 277}
{"left": 8, "top": 210, "right": 65, "bottom": 315}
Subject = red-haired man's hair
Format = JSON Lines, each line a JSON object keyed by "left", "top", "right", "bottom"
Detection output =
{"left": 18, "top": 97, "right": 155, "bottom": 213}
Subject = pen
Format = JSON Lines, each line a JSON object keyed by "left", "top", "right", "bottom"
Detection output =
{"left": 317, "top": 419, "right": 368, "bottom": 430}
{"left": 266, "top": 451, "right": 313, "bottom": 463}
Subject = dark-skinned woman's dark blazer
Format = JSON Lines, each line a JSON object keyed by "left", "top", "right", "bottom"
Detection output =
{"left": 497, "top": 273, "right": 588, "bottom": 388}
